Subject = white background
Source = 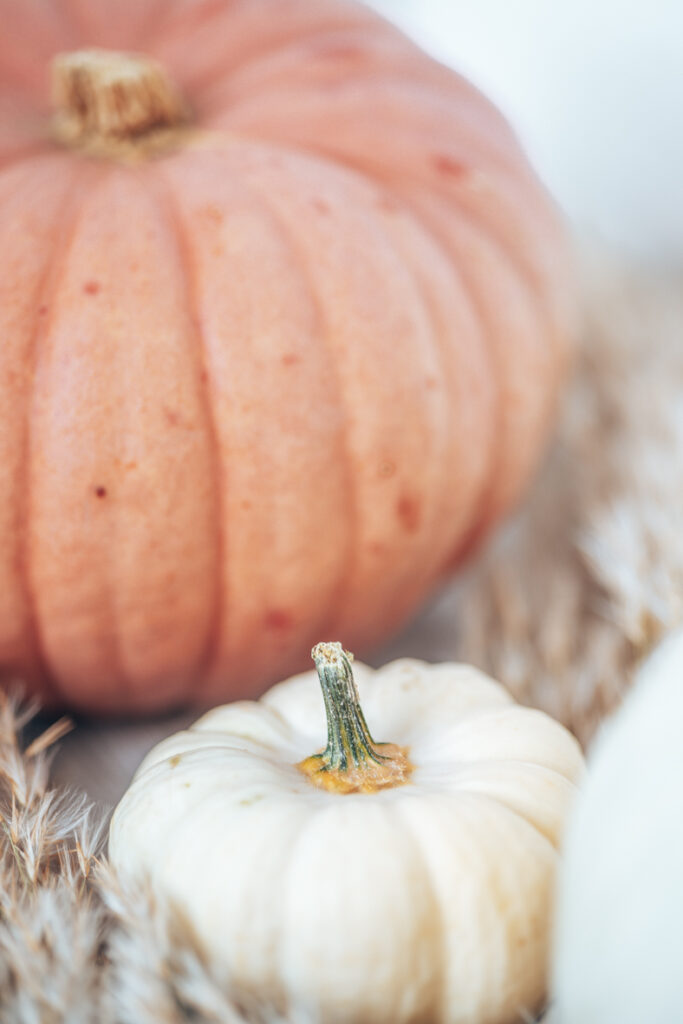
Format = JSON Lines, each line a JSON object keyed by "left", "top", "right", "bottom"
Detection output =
{"left": 366, "top": 0, "right": 683, "bottom": 265}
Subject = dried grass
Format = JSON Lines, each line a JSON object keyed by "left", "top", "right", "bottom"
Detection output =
{"left": 454, "top": 253, "right": 683, "bottom": 745}
{"left": 0, "top": 695, "right": 269, "bottom": 1024}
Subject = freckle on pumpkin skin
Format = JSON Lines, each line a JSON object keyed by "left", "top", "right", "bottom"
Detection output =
{"left": 432, "top": 153, "right": 469, "bottom": 179}
{"left": 163, "top": 406, "right": 181, "bottom": 427}
{"left": 396, "top": 494, "right": 421, "bottom": 533}
{"left": 378, "top": 459, "right": 396, "bottom": 478}
{"left": 239, "top": 794, "right": 264, "bottom": 807}
{"left": 376, "top": 194, "right": 400, "bottom": 214}
{"left": 202, "top": 204, "right": 223, "bottom": 224}
{"left": 264, "top": 609, "right": 293, "bottom": 631}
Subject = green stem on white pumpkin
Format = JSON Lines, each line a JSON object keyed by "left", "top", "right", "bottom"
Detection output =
{"left": 51, "top": 48, "right": 189, "bottom": 156}
{"left": 297, "top": 641, "right": 413, "bottom": 794}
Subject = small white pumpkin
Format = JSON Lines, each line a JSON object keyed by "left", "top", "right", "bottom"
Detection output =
{"left": 109, "top": 643, "right": 583, "bottom": 1024}
{"left": 552, "top": 627, "right": 683, "bottom": 1023}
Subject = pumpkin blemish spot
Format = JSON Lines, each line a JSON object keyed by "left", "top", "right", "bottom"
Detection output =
{"left": 282, "top": 352, "right": 301, "bottom": 367}
{"left": 202, "top": 204, "right": 223, "bottom": 224}
{"left": 38, "top": 304, "right": 48, "bottom": 316}
{"left": 264, "top": 608, "right": 293, "bottom": 631}
{"left": 377, "top": 194, "right": 399, "bottom": 213}
{"left": 239, "top": 794, "right": 264, "bottom": 807}
{"left": 396, "top": 494, "right": 421, "bottom": 532}
{"left": 83, "top": 280, "right": 100, "bottom": 295}
{"left": 432, "top": 154, "right": 468, "bottom": 179}
{"left": 378, "top": 459, "right": 396, "bottom": 478}
{"left": 169, "top": 754, "right": 181, "bottom": 768}
{"left": 163, "top": 406, "right": 181, "bottom": 427}
{"left": 94, "top": 486, "right": 107, "bottom": 499}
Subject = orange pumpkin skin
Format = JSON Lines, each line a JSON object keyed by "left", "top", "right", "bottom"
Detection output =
{"left": 0, "top": 0, "right": 576, "bottom": 712}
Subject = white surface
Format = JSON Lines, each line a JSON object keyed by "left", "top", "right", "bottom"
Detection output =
{"left": 552, "top": 628, "right": 683, "bottom": 1021}
{"left": 367, "top": 0, "right": 683, "bottom": 264}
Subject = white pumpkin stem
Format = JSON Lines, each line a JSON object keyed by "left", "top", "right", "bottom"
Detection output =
{"left": 297, "top": 642, "right": 413, "bottom": 794}
{"left": 51, "top": 48, "right": 188, "bottom": 155}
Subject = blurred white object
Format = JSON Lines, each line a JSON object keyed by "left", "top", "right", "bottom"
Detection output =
{"left": 551, "top": 627, "right": 683, "bottom": 1021}
{"left": 367, "top": 0, "right": 683, "bottom": 264}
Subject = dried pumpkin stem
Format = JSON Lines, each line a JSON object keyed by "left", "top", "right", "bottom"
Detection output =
{"left": 51, "top": 48, "right": 189, "bottom": 157}
{"left": 297, "top": 642, "right": 413, "bottom": 794}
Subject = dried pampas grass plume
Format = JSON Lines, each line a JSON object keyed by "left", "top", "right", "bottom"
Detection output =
{"left": 0, "top": 694, "right": 107, "bottom": 1022}
{"left": 451, "top": 254, "right": 683, "bottom": 744}
{"left": 0, "top": 694, "right": 291, "bottom": 1024}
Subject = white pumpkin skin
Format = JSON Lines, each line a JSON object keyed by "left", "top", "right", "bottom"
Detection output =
{"left": 552, "top": 627, "right": 683, "bottom": 1023}
{"left": 109, "top": 650, "right": 583, "bottom": 1024}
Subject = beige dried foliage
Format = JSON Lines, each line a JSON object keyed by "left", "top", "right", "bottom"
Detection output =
{"left": 455, "top": 255, "right": 683, "bottom": 744}
{"left": 0, "top": 694, "right": 106, "bottom": 1023}
{"left": 0, "top": 695, "right": 279, "bottom": 1024}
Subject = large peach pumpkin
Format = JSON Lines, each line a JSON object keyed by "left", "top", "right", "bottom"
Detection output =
{"left": 0, "top": 0, "right": 576, "bottom": 712}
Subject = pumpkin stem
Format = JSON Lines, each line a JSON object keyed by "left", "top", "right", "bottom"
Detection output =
{"left": 51, "top": 49, "right": 189, "bottom": 157}
{"left": 297, "top": 642, "right": 413, "bottom": 794}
